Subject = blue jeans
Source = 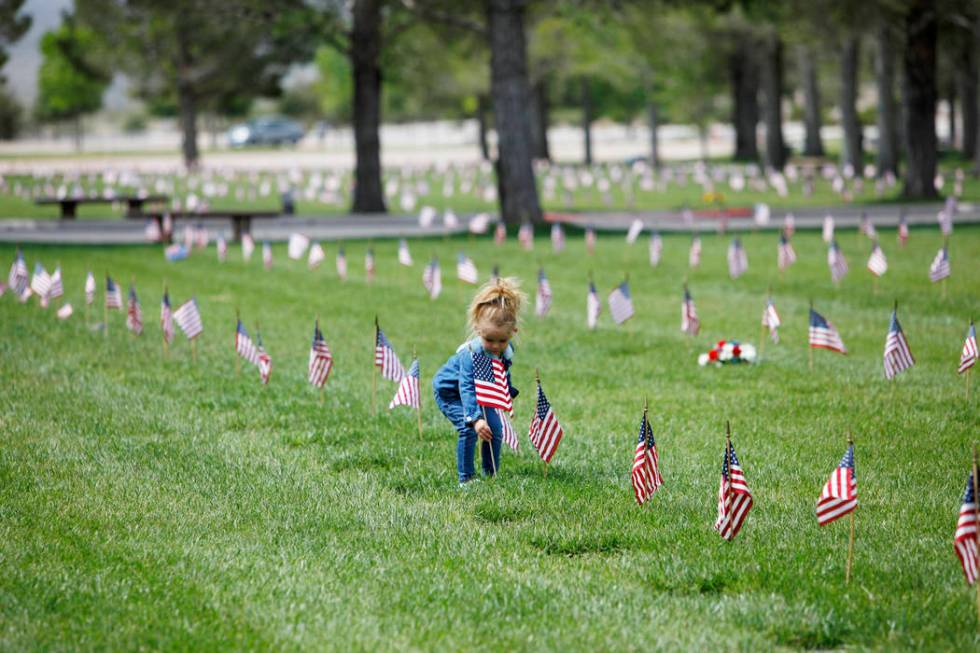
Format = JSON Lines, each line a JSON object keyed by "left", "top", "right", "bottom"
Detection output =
{"left": 434, "top": 390, "right": 503, "bottom": 482}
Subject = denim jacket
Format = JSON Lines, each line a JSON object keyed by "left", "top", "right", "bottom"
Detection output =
{"left": 432, "top": 337, "right": 519, "bottom": 426}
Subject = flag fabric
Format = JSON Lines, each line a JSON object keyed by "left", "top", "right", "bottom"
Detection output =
{"left": 649, "top": 232, "right": 663, "bottom": 267}
{"left": 8, "top": 250, "right": 28, "bottom": 297}
{"left": 816, "top": 445, "right": 857, "bottom": 526}
{"left": 828, "top": 240, "right": 849, "bottom": 283}
{"left": 494, "top": 222, "right": 506, "bottom": 246}
{"left": 551, "top": 223, "right": 565, "bottom": 253}
{"left": 809, "top": 308, "right": 847, "bottom": 354}
{"left": 308, "top": 320, "right": 333, "bottom": 387}
{"left": 626, "top": 219, "right": 643, "bottom": 244}
{"left": 727, "top": 237, "right": 748, "bottom": 279}
{"left": 689, "top": 236, "right": 702, "bottom": 268}
{"left": 630, "top": 410, "right": 663, "bottom": 506}
{"left": 242, "top": 234, "right": 255, "bottom": 261}
{"left": 954, "top": 471, "right": 979, "bottom": 585}
{"left": 126, "top": 284, "right": 143, "bottom": 335}
{"left": 959, "top": 322, "right": 978, "bottom": 374}
{"left": 256, "top": 332, "right": 272, "bottom": 384}
{"left": 262, "top": 242, "right": 273, "bottom": 270}
{"left": 365, "top": 248, "right": 375, "bottom": 282}
{"left": 287, "top": 233, "right": 310, "bottom": 260}
{"left": 586, "top": 281, "right": 601, "bottom": 330}
{"left": 471, "top": 349, "right": 513, "bottom": 413}
{"left": 518, "top": 223, "right": 534, "bottom": 250}
{"left": 762, "top": 297, "right": 781, "bottom": 343}
{"left": 422, "top": 257, "right": 442, "bottom": 299}
{"left": 105, "top": 276, "right": 122, "bottom": 310}
{"left": 784, "top": 213, "right": 795, "bottom": 237}
{"left": 456, "top": 253, "right": 478, "bottom": 284}
{"left": 336, "top": 247, "right": 348, "bottom": 280}
{"left": 56, "top": 303, "right": 73, "bottom": 320}
{"left": 389, "top": 357, "right": 421, "bottom": 410}
{"left": 49, "top": 266, "right": 64, "bottom": 299}
{"left": 860, "top": 213, "right": 877, "bottom": 239}
{"left": 499, "top": 410, "right": 519, "bottom": 452}
{"left": 398, "top": 239, "right": 413, "bottom": 266}
{"left": 778, "top": 234, "right": 797, "bottom": 271}
{"left": 308, "top": 242, "right": 325, "bottom": 269}
{"left": 867, "top": 242, "right": 888, "bottom": 277}
{"left": 714, "top": 440, "right": 753, "bottom": 541}
{"left": 883, "top": 308, "right": 915, "bottom": 379}
{"left": 528, "top": 380, "right": 564, "bottom": 463}
{"left": 161, "top": 290, "right": 174, "bottom": 344}
{"left": 216, "top": 236, "right": 228, "bottom": 262}
{"left": 608, "top": 280, "right": 634, "bottom": 325}
{"left": 164, "top": 243, "right": 188, "bottom": 262}
{"left": 31, "top": 263, "right": 52, "bottom": 303}
{"left": 929, "top": 246, "right": 950, "bottom": 283}
{"left": 940, "top": 198, "right": 955, "bottom": 236}
{"left": 898, "top": 214, "right": 909, "bottom": 246}
{"left": 681, "top": 287, "right": 700, "bottom": 336}
{"left": 822, "top": 214, "right": 835, "bottom": 242}
{"left": 469, "top": 212, "right": 491, "bottom": 235}
{"left": 173, "top": 297, "right": 203, "bottom": 340}
{"left": 236, "top": 319, "right": 259, "bottom": 365}
{"left": 585, "top": 227, "right": 596, "bottom": 254}
{"left": 535, "top": 268, "right": 552, "bottom": 317}
{"left": 375, "top": 324, "right": 405, "bottom": 381}
{"left": 84, "top": 271, "right": 96, "bottom": 305}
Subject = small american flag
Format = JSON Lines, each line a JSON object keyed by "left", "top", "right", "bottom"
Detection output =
{"left": 471, "top": 348, "right": 512, "bottom": 413}
{"left": 126, "top": 284, "right": 143, "bottom": 335}
{"left": 31, "top": 263, "right": 52, "bottom": 304}
{"left": 241, "top": 234, "right": 255, "bottom": 261}
{"left": 681, "top": 286, "right": 700, "bottom": 336}
{"left": 456, "top": 253, "right": 478, "bottom": 284}
{"left": 714, "top": 439, "right": 753, "bottom": 541}
{"left": 631, "top": 409, "right": 663, "bottom": 506}
{"left": 585, "top": 227, "right": 596, "bottom": 254}
{"left": 939, "top": 197, "right": 955, "bottom": 236}
{"left": 56, "top": 303, "right": 73, "bottom": 320}
{"left": 49, "top": 266, "right": 64, "bottom": 299}
{"left": 816, "top": 444, "right": 857, "bottom": 526}
{"left": 529, "top": 379, "right": 564, "bottom": 463}
{"left": 883, "top": 308, "right": 914, "bottom": 379}
{"left": 217, "top": 236, "right": 227, "bottom": 262}
{"left": 535, "top": 268, "right": 552, "bottom": 317}
{"left": 161, "top": 289, "right": 174, "bottom": 344}
{"left": 518, "top": 223, "right": 534, "bottom": 250}
{"left": 398, "top": 239, "right": 413, "bottom": 266}
{"left": 649, "top": 232, "right": 662, "bottom": 267}
{"left": 586, "top": 280, "right": 601, "bottom": 330}
{"left": 389, "top": 357, "right": 421, "bottom": 410}
{"left": 173, "top": 297, "right": 203, "bottom": 340}
{"left": 8, "top": 250, "right": 28, "bottom": 296}
{"left": 85, "top": 271, "right": 96, "bottom": 305}
{"left": 608, "top": 279, "right": 634, "bottom": 325}
{"left": 898, "top": 213, "right": 909, "bottom": 246}
{"left": 336, "top": 246, "right": 348, "bottom": 280}
{"left": 469, "top": 212, "right": 490, "bottom": 234}
{"left": 626, "top": 219, "right": 643, "bottom": 244}
{"left": 262, "top": 242, "right": 273, "bottom": 270}
{"left": 860, "top": 212, "right": 877, "bottom": 239}
{"left": 828, "top": 240, "right": 849, "bottom": 283}
{"left": 822, "top": 214, "right": 835, "bottom": 242}
{"left": 784, "top": 213, "right": 795, "bottom": 237}
{"left": 959, "top": 322, "right": 978, "bottom": 374}
{"left": 929, "top": 246, "right": 950, "bottom": 283}
{"left": 494, "top": 222, "right": 506, "bottom": 246}
{"left": 365, "top": 248, "right": 375, "bottom": 282}
{"left": 762, "top": 297, "right": 781, "bottom": 343}
{"left": 955, "top": 470, "right": 979, "bottom": 585}
{"left": 551, "top": 223, "right": 565, "bottom": 252}
{"left": 809, "top": 308, "right": 847, "bottom": 354}
{"left": 727, "top": 237, "right": 748, "bottom": 279}
{"left": 308, "top": 242, "right": 325, "bottom": 269}
{"left": 422, "top": 256, "right": 441, "bottom": 299}
{"left": 867, "top": 242, "right": 888, "bottom": 277}
{"left": 288, "top": 233, "right": 310, "bottom": 260}
{"left": 375, "top": 323, "right": 405, "bottom": 381}
{"left": 689, "top": 236, "right": 702, "bottom": 268}
{"left": 308, "top": 320, "right": 333, "bottom": 388}
{"left": 105, "top": 276, "right": 122, "bottom": 310}
{"left": 236, "top": 319, "right": 259, "bottom": 365}
{"left": 256, "top": 331, "right": 272, "bottom": 384}
{"left": 778, "top": 234, "right": 797, "bottom": 271}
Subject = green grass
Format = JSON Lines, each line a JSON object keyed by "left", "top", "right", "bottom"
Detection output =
{"left": 1, "top": 226, "right": 979, "bottom": 651}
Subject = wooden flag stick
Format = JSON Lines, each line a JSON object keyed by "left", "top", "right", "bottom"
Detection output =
{"left": 162, "top": 281, "right": 168, "bottom": 357}
{"left": 967, "top": 366, "right": 972, "bottom": 402}
{"left": 481, "top": 405, "right": 496, "bottom": 477}
{"left": 808, "top": 299, "right": 814, "bottom": 370}
{"left": 372, "top": 316, "right": 378, "bottom": 416}
{"left": 973, "top": 445, "right": 980, "bottom": 626}
{"left": 537, "top": 368, "right": 548, "bottom": 479}
{"left": 846, "top": 432, "right": 856, "bottom": 584}
{"left": 235, "top": 309, "right": 241, "bottom": 375}
{"left": 415, "top": 347, "right": 422, "bottom": 441}
{"left": 103, "top": 274, "right": 109, "bottom": 338}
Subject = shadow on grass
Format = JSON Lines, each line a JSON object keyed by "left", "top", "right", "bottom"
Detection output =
{"left": 527, "top": 532, "right": 628, "bottom": 557}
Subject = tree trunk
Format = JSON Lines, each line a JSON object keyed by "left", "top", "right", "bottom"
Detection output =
{"left": 647, "top": 99, "right": 660, "bottom": 169}
{"left": 957, "top": 31, "right": 977, "bottom": 158}
{"left": 487, "top": 0, "right": 542, "bottom": 225}
{"left": 762, "top": 31, "right": 786, "bottom": 169}
{"left": 350, "top": 0, "right": 386, "bottom": 213}
{"left": 947, "top": 85, "right": 957, "bottom": 149}
{"left": 798, "top": 46, "right": 824, "bottom": 157}
{"left": 175, "top": 26, "right": 199, "bottom": 170}
{"left": 875, "top": 22, "right": 899, "bottom": 176}
{"left": 581, "top": 77, "right": 593, "bottom": 166}
{"left": 476, "top": 93, "right": 490, "bottom": 160}
{"left": 839, "top": 34, "right": 863, "bottom": 175}
{"left": 533, "top": 79, "right": 550, "bottom": 161}
{"left": 730, "top": 42, "right": 759, "bottom": 161}
{"left": 902, "top": 0, "right": 938, "bottom": 199}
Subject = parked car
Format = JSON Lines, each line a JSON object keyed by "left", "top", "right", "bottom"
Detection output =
{"left": 227, "top": 117, "right": 305, "bottom": 147}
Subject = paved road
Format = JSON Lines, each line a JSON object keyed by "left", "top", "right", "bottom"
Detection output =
{"left": 0, "top": 202, "right": 975, "bottom": 245}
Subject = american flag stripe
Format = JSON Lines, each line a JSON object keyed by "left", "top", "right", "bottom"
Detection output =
{"left": 529, "top": 381, "right": 564, "bottom": 463}
{"left": 398, "top": 239, "right": 413, "bottom": 266}
{"left": 955, "top": 472, "right": 979, "bottom": 585}
{"left": 173, "top": 298, "right": 203, "bottom": 339}
{"left": 499, "top": 409, "right": 519, "bottom": 451}
{"left": 828, "top": 241, "right": 849, "bottom": 283}
{"left": 681, "top": 288, "right": 700, "bottom": 335}
{"left": 959, "top": 323, "right": 978, "bottom": 374}
{"left": 85, "top": 271, "right": 96, "bottom": 305}
{"left": 649, "top": 232, "right": 662, "bottom": 267}
{"left": 126, "top": 286, "right": 143, "bottom": 335}
{"left": 236, "top": 320, "right": 259, "bottom": 365}
{"left": 929, "top": 247, "right": 950, "bottom": 282}
{"left": 308, "top": 242, "right": 326, "bottom": 269}
{"left": 809, "top": 309, "right": 846, "bottom": 354}
{"left": 49, "top": 266, "right": 64, "bottom": 299}
{"left": 631, "top": 411, "right": 663, "bottom": 506}
{"left": 390, "top": 358, "right": 421, "bottom": 409}
{"left": 689, "top": 237, "right": 701, "bottom": 268}
{"left": 308, "top": 322, "right": 333, "bottom": 387}
{"left": 161, "top": 292, "right": 174, "bottom": 344}
{"left": 472, "top": 350, "right": 512, "bottom": 413}
{"left": 778, "top": 235, "right": 797, "bottom": 271}
{"left": 816, "top": 445, "right": 857, "bottom": 526}
{"left": 105, "top": 276, "right": 122, "bottom": 310}
{"left": 715, "top": 443, "right": 753, "bottom": 540}
{"left": 375, "top": 325, "right": 405, "bottom": 381}
{"left": 551, "top": 223, "right": 565, "bottom": 252}
{"left": 727, "top": 238, "right": 748, "bottom": 279}
{"left": 586, "top": 281, "right": 601, "bottom": 330}
{"left": 456, "top": 253, "right": 478, "bottom": 284}
{"left": 256, "top": 334, "right": 272, "bottom": 384}
{"left": 608, "top": 280, "right": 634, "bottom": 325}
{"left": 884, "top": 310, "right": 914, "bottom": 379}
{"left": 536, "top": 269, "right": 552, "bottom": 317}
{"left": 867, "top": 244, "right": 888, "bottom": 277}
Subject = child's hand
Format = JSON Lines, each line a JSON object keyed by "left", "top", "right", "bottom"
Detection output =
{"left": 473, "top": 419, "right": 493, "bottom": 442}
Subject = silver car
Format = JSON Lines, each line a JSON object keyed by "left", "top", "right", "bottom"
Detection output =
{"left": 227, "top": 117, "right": 305, "bottom": 147}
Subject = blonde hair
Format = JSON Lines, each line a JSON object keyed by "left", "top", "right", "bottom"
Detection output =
{"left": 467, "top": 276, "right": 526, "bottom": 335}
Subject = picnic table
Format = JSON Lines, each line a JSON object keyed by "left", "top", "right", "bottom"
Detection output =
{"left": 140, "top": 210, "right": 281, "bottom": 242}
{"left": 36, "top": 194, "right": 170, "bottom": 219}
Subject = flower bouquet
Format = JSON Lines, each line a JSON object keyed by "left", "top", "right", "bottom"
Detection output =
{"left": 698, "top": 339, "right": 757, "bottom": 367}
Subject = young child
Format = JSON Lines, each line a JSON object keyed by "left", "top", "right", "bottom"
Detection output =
{"left": 433, "top": 278, "right": 525, "bottom": 485}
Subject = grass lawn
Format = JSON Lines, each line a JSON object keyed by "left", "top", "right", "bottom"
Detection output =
{"left": 1, "top": 225, "right": 978, "bottom": 650}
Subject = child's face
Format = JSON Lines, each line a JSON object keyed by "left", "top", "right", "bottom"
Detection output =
{"left": 479, "top": 322, "right": 515, "bottom": 357}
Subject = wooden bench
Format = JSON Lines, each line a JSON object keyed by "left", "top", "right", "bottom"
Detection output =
{"left": 140, "top": 210, "right": 281, "bottom": 242}
{"left": 36, "top": 195, "right": 169, "bottom": 219}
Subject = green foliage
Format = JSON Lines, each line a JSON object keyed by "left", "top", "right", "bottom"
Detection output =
{"left": 0, "top": 80, "right": 22, "bottom": 138}
{"left": 0, "top": 0, "right": 31, "bottom": 75}
{"left": 313, "top": 45, "right": 353, "bottom": 124}
{"left": 35, "top": 19, "right": 109, "bottom": 123}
